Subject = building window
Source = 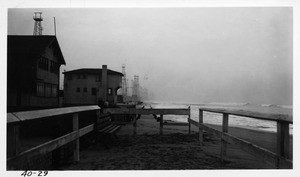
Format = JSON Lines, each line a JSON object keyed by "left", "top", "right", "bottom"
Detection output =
{"left": 38, "top": 57, "right": 49, "bottom": 71}
{"left": 76, "top": 88, "right": 80, "bottom": 92}
{"left": 77, "top": 74, "right": 81, "bottom": 79}
{"left": 91, "top": 88, "right": 96, "bottom": 95}
{"left": 108, "top": 88, "right": 112, "bottom": 95}
{"left": 37, "top": 82, "right": 58, "bottom": 97}
{"left": 83, "top": 87, "right": 87, "bottom": 93}
{"left": 83, "top": 74, "right": 86, "bottom": 79}
{"left": 45, "top": 83, "right": 52, "bottom": 97}
{"left": 52, "top": 85, "right": 58, "bottom": 97}
{"left": 37, "top": 82, "right": 44, "bottom": 96}
{"left": 50, "top": 60, "right": 59, "bottom": 74}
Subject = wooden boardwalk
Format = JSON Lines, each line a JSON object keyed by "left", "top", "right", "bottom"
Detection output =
{"left": 7, "top": 105, "right": 293, "bottom": 170}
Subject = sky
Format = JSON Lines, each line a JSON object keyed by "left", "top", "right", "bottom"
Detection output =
{"left": 7, "top": 7, "right": 293, "bottom": 105}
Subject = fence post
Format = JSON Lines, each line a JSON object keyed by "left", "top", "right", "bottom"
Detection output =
{"left": 160, "top": 114, "right": 163, "bottom": 135}
{"left": 276, "top": 121, "right": 290, "bottom": 168}
{"left": 199, "top": 109, "right": 203, "bottom": 145}
{"left": 7, "top": 124, "right": 20, "bottom": 158}
{"left": 188, "top": 106, "right": 191, "bottom": 135}
{"left": 133, "top": 115, "right": 137, "bottom": 135}
{"left": 221, "top": 113, "right": 229, "bottom": 162}
{"left": 73, "top": 113, "right": 80, "bottom": 163}
{"left": 188, "top": 115, "right": 191, "bottom": 135}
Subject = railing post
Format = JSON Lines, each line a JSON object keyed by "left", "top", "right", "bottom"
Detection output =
{"left": 188, "top": 115, "right": 191, "bottom": 135}
{"left": 160, "top": 114, "right": 163, "bottom": 135}
{"left": 133, "top": 115, "right": 137, "bottom": 135}
{"left": 73, "top": 113, "right": 80, "bottom": 163}
{"left": 276, "top": 121, "right": 290, "bottom": 168}
{"left": 221, "top": 113, "right": 229, "bottom": 162}
{"left": 188, "top": 106, "right": 191, "bottom": 135}
{"left": 7, "top": 124, "right": 20, "bottom": 158}
{"left": 199, "top": 109, "right": 203, "bottom": 145}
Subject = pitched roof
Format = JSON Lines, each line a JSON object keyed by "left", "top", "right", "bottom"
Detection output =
{"left": 7, "top": 35, "right": 66, "bottom": 65}
{"left": 63, "top": 68, "right": 123, "bottom": 76}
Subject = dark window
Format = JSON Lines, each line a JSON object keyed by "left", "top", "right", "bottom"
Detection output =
{"left": 83, "top": 87, "right": 87, "bottom": 92}
{"left": 67, "top": 74, "right": 72, "bottom": 80}
{"left": 52, "top": 85, "right": 58, "bottom": 97}
{"left": 45, "top": 83, "right": 52, "bottom": 97}
{"left": 83, "top": 74, "right": 86, "bottom": 79}
{"left": 108, "top": 88, "right": 112, "bottom": 95}
{"left": 91, "top": 88, "right": 96, "bottom": 95}
{"left": 50, "top": 60, "right": 59, "bottom": 74}
{"left": 77, "top": 74, "right": 81, "bottom": 79}
{"left": 37, "top": 82, "right": 58, "bottom": 97}
{"left": 38, "top": 57, "right": 49, "bottom": 71}
{"left": 76, "top": 88, "right": 80, "bottom": 92}
{"left": 37, "top": 82, "right": 44, "bottom": 96}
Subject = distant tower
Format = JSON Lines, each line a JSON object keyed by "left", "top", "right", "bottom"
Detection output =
{"left": 132, "top": 75, "right": 140, "bottom": 101}
{"left": 122, "top": 64, "right": 128, "bottom": 99}
{"left": 33, "top": 12, "right": 43, "bottom": 35}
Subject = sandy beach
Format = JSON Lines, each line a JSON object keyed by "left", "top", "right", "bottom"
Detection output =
{"left": 62, "top": 115, "right": 291, "bottom": 170}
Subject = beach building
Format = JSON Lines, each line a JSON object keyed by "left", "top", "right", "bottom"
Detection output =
{"left": 7, "top": 35, "right": 66, "bottom": 112}
{"left": 63, "top": 65, "right": 123, "bottom": 106}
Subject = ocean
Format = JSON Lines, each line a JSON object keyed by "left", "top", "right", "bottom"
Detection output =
{"left": 140, "top": 102, "right": 293, "bottom": 134}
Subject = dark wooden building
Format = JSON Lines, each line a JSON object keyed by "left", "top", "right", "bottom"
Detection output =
{"left": 7, "top": 35, "right": 66, "bottom": 112}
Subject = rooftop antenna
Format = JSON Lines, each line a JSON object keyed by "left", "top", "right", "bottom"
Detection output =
{"left": 33, "top": 12, "right": 43, "bottom": 35}
{"left": 53, "top": 17, "right": 57, "bottom": 36}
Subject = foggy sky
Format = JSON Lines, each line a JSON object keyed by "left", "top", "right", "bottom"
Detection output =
{"left": 7, "top": 8, "right": 293, "bottom": 105}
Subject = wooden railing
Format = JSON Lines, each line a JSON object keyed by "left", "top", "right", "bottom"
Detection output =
{"left": 8, "top": 106, "right": 292, "bottom": 169}
{"left": 7, "top": 105, "right": 101, "bottom": 170}
{"left": 187, "top": 107, "right": 293, "bottom": 169}
{"left": 103, "top": 107, "right": 190, "bottom": 135}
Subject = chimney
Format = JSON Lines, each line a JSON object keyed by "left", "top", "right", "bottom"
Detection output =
{"left": 102, "top": 65, "right": 108, "bottom": 101}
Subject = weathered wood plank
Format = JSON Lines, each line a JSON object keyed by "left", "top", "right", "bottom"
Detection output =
{"left": 103, "top": 108, "right": 190, "bottom": 115}
{"left": 79, "top": 124, "right": 94, "bottom": 136}
{"left": 188, "top": 117, "right": 191, "bottom": 135}
{"left": 199, "top": 107, "right": 292, "bottom": 123}
{"left": 8, "top": 105, "right": 100, "bottom": 123}
{"left": 277, "top": 121, "right": 290, "bottom": 164}
{"left": 199, "top": 110, "right": 204, "bottom": 145}
{"left": 160, "top": 115, "right": 163, "bottom": 135}
{"left": 163, "top": 122, "right": 189, "bottom": 126}
{"left": 7, "top": 124, "right": 94, "bottom": 168}
{"left": 188, "top": 118, "right": 198, "bottom": 127}
{"left": 221, "top": 113, "right": 229, "bottom": 162}
{"left": 7, "top": 113, "right": 21, "bottom": 123}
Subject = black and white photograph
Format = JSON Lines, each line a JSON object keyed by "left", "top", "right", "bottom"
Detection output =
{"left": 1, "top": 0, "right": 299, "bottom": 176}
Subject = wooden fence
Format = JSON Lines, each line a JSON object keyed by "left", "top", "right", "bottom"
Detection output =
{"left": 7, "top": 105, "right": 101, "bottom": 170}
{"left": 105, "top": 106, "right": 292, "bottom": 169}
{"left": 187, "top": 107, "right": 293, "bottom": 169}
{"left": 103, "top": 107, "right": 190, "bottom": 135}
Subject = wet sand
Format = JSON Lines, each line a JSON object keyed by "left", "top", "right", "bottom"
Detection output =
{"left": 62, "top": 115, "right": 291, "bottom": 170}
